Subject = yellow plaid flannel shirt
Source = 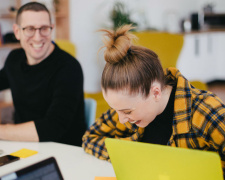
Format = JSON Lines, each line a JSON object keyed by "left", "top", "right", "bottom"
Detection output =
{"left": 82, "top": 67, "right": 225, "bottom": 175}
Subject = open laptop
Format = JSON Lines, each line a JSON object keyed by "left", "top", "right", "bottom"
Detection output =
{"left": 0, "top": 157, "right": 63, "bottom": 180}
{"left": 105, "top": 138, "right": 223, "bottom": 180}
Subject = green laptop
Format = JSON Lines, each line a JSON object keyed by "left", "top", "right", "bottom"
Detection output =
{"left": 105, "top": 138, "right": 223, "bottom": 180}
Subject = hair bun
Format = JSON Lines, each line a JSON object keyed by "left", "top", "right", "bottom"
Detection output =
{"left": 99, "top": 24, "right": 136, "bottom": 64}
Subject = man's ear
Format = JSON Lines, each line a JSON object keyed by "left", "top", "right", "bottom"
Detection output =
{"left": 51, "top": 24, "right": 55, "bottom": 30}
{"left": 13, "top": 24, "right": 20, "bottom": 40}
{"left": 50, "top": 24, "right": 55, "bottom": 39}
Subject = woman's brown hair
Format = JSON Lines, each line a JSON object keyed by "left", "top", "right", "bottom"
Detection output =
{"left": 100, "top": 24, "right": 166, "bottom": 98}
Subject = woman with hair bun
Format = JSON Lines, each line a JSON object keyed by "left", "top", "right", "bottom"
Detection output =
{"left": 82, "top": 25, "right": 225, "bottom": 175}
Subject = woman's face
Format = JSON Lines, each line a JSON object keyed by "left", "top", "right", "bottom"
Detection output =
{"left": 102, "top": 85, "right": 162, "bottom": 128}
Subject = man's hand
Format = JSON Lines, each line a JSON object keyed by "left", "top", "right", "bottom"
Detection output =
{"left": 0, "top": 121, "right": 39, "bottom": 142}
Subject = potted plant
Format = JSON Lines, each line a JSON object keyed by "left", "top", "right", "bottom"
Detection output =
{"left": 110, "top": 1, "right": 138, "bottom": 30}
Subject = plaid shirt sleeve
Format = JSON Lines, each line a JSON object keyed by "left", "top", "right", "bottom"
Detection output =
{"left": 193, "top": 92, "right": 225, "bottom": 177}
{"left": 82, "top": 108, "right": 144, "bottom": 161}
{"left": 167, "top": 67, "right": 225, "bottom": 177}
{"left": 82, "top": 109, "right": 132, "bottom": 161}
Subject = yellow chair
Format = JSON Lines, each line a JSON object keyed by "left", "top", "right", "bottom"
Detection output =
{"left": 85, "top": 92, "right": 110, "bottom": 119}
{"left": 132, "top": 31, "right": 207, "bottom": 90}
{"left": 190, "top": 81, "right": 208, "bottom": 91}
{"left": 54, "top": 39, "right": 76, "bottom": 57}
{"left": 133, "top": 31, "right": 184, "bottom": 68}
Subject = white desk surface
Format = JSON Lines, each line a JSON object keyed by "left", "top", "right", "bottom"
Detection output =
{"left": 0, "top": 141, "right": 115, "bottom": 180}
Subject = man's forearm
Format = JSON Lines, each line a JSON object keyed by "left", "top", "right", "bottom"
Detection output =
{"left": 0, "top": 121, "right": 39, "bottom": 142}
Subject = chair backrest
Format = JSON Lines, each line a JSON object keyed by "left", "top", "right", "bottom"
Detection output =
{"left": 54, "top": 39, "right": 76, "bottom": 57}
{"left": 132, "top": 31, "right": 184, "bottom": 68}
{"left": 132, "top": 31, "right": 208, "bottom": 90}
{"left": 84, "top": 98, "right": 97, "bottom": 128}
{"left": 84, "top": 92, "right": 110, "bottom": 119}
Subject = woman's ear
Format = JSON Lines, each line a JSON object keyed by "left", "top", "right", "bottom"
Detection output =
{"left": 151, "top": 82, "right": 162, "bottom": 101}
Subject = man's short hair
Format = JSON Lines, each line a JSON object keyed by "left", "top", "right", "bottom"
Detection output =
{"left": 16, "top": 2, "right": 51, "bottom": 25}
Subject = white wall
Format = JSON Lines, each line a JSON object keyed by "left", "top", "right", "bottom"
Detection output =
{"left": 198, "top": 0, "right": 225, "bottom": 13}
{"left": 0, "top": 1, "right": 14, "bottom": 34}
{"left": 70, "top": 0, "right": 113, "bottom": 93}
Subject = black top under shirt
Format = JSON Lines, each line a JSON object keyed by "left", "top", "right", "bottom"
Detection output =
{"left": 141, "top": 85, "right": 176, "bottom": 145}
{"left": 0, "top": 43, "right": 86, "bottom": 146}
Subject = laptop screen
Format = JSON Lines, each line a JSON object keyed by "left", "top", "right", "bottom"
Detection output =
{"left": 0, "top": 157, "right": 63, "bottom": 180}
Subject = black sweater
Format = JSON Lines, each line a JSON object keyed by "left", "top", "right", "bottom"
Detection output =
{"left": 141, "top": 86, "right": 176, "bottom": 145}
{"left": 0, "top": 44, "right": 86, "bottom": 146}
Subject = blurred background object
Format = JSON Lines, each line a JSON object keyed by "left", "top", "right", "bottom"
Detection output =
{"left": 3, "top": 32, "right": 19, "bottom": 44}
{"left": 110, "top": 1, "right": 138, "bottom": 31}
{"left": 203, "top": 3, "right": 214, "bottom": 14}
{"left": 191, "top": 13, "right": 200, "bottom": 30}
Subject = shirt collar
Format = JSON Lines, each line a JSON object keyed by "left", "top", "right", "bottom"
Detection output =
{"left": 165, "top": 67, "right": 192, "bottom": 135}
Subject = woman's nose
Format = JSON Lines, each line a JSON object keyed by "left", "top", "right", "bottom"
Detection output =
{"left": 118, "top": 114, "right": 129, "bottom": 124}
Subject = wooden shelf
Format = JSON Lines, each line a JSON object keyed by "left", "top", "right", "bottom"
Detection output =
{"left": 179, "top": 28, "right": 225, "bottom": 35}
{"left": 0, "top": 43, "right": 21, "bottom": 49}
{"left": 55, "top": 0, "right": 69, "bottom": 40}
{"left": 55, "top": 13, "right": 67, "bottom": 18}
{"left": 0, "top": 0, "right": 20, "bottom": 19}
{"left": 0, "top": 14, "right": 16, "bottom": 19}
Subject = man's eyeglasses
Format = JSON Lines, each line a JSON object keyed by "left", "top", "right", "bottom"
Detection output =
{"left": 18, "top": 25, "right": 53, "bottom": 37}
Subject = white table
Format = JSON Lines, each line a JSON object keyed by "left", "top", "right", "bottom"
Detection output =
{"left": 0, "top": 141, "right": 115, "bottom": 179}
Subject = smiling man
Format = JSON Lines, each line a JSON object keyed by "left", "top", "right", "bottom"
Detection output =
{"left": 0, "top": 2, "right": 86, "bottom": 146}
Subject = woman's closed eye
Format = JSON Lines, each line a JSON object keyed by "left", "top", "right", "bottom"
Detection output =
{"left": 124, "top": 111, "right": 132, "bottom": 115}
